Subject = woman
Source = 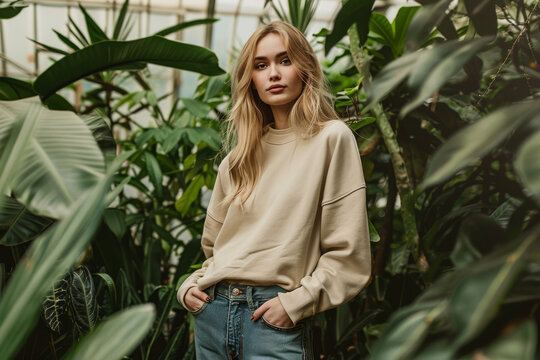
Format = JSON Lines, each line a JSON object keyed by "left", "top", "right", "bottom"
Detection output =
{"left": 177, "top": 20, "right": 371, "bottom": 359}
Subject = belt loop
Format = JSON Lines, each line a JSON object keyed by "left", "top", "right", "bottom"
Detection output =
{"left": 209, "top": 283, "right": 216, "bottom": 300}
{"left": 246, "top": 286, "right": 255, "bottom": 310}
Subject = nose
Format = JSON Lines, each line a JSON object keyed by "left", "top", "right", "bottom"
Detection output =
{"left": 269, "top": 63, "right": 281, "bottom": 81}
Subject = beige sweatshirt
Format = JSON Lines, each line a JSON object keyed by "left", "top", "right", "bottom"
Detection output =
{"left": 177, "top": 119, "right": 371, "bottom": 325}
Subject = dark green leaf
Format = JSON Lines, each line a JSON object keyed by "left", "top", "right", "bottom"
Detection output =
{"left": 421, "top": 100, "right": 540, "bottom": 189}
{"left": 404, "top": 0, "right": 452, "bottom": 53}
{"left": 181, "top": 98, "right": 212, "bottom": 118}
{"left": 450, "top": 214, "right": 505, "bottom": 268}
{"left": 69, "top": 266, "right": 98, "bottom": 334}
{"left": 450, "top": 226, "right": 540, "bottom": 346}
{"left": 515, "top": 130, "right": 540, "bottom": 205}
{"left": 463, "top": 0, "right": 497, "bottom": 36}
{"left": 0, "top": 1, "right": 27, "bottom": 19}
{"left": 34, "top": 36, "right": 226, "bottom": 99}
{"left": 78, "top": 3, "right": 109, "bottom": 43}
{"left": 144, "top": 152, "right": 163, "bottom": 198}
{"left": 392, "top": 6, "right": 420, "bottom": 56}
{"left": 42, "top": 278, "right": 69, "bottom": 333}
{"left": 113, "top": 0, "right": 130, "bottom": 39}
{"left": 175, "top": 174, "right": 205, "bottom": 215}
{"left": 325, "top": 0, "right": 375, "bottom": 55}
{"left": 62, "top": 304, "right": 155, "bottom": 360}
{"left": 0, "top": 196, "right": 54, "bottom": 246}
{"left": 103, "top": 208, "right": 126, "bottom": 239}
{"left": 401, "top": 36, "right": 493, "bottom": 117}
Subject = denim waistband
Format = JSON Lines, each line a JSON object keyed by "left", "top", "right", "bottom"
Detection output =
{"left": 204, "top": 281, "right": 289, "bottom": 303}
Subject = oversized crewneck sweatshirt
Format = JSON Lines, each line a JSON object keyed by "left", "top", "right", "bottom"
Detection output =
{"left": 177, "top": 119, "right": 371, "bottom": 326}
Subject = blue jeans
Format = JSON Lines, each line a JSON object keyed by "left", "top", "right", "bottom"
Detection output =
{"left": 191, "top": 281, "right": 314, "bottom": 359}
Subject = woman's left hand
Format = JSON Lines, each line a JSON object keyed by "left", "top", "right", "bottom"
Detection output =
{"left": 251, "top": 296, "right": 294, "bottom": 327}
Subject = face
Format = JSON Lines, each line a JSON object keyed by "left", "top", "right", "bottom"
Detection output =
{"left": 251, "top": 33, "right": 303, "bottom": 111}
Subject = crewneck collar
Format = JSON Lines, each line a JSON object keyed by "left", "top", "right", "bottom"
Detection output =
{"left": 262, "top": 123, "right": 297, "bottom": 145}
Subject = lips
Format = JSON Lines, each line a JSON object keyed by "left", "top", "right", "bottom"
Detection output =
{"left": 267, "top": 84, "right": 286, "bottom": 91}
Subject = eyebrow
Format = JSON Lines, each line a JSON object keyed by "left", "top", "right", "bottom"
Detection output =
{"left": 254, "top": 51, "right": 288, "bottom": 61}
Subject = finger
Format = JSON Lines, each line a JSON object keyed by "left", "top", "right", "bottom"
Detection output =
{"left": 251, "top": 301, "right": 269, "bottom": 321}
{"left": 192, "top": 288, "right": 211, "bottom": 302}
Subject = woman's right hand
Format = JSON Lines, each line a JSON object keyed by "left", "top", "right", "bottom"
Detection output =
{"left": 185, "top": 287, "right": 211, "bottom": 312}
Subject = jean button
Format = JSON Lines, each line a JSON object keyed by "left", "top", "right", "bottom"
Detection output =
{"left": 232, "top": 288, "right": 240, "bottom": 296}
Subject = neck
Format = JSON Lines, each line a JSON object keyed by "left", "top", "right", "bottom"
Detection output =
{"left": 270, "top": 104, "right": 291, "bottom": 129}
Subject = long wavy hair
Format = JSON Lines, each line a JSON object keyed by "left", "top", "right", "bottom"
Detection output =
{"left": 220, "top": 20, "right": 339, "bottom": 210}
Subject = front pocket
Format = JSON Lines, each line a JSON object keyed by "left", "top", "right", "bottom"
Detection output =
{"left": 190, "top": 300, "right": 209, "bottom": 316}
{"left": 261, "top": 315, "right": 303, "bottom": 332}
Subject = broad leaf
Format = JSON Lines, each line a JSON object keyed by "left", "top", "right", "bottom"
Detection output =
{"left": 421, "top": 100, "right": 540, "bottom": 189}
{"left": 401, "top": 36, "right": 493, "bottom": 117}
{"left": 404, "top": 0, "right": 453, "bottom": 52}
{"left": 42, "top": 278, "right": 69, "bottom": 333}
{"left": 62, "top": 304, "right": 155, "bottom": 360}
{"left": 392, "top": 6, "right": 420, "bottom": 56}
{"left": 0, "top": 97, "right": 105, "bottom": 219}
{"left": 325, "top": 0, "right": 375, "bottom": 54}
{"left": 34, "top": 36, "right": 226, "bottom": 99}
{"left": 514, "top": 130, "right": 540, "bottom": 205}
{"left": 69, "top": 266, "right": 98, "bottom": 334}
{"left": 0, "top": 196, "right": 54, "bottom": 246}
{"left": 450, "top": 226, "right": 540, "bottom": 346}
{"left": 0, "top": 165, "right": 115, "bottom": 359}
{"left": 463, "top": 0, "right": 497, "bottom": 36}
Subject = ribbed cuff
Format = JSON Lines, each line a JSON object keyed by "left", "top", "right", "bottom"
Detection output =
{"left": 277, "top": 286, "right": 315, "bottom": 326}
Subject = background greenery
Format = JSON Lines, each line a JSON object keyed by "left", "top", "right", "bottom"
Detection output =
{"left": 0, "top": 0, "right": 539, "bottom": 359}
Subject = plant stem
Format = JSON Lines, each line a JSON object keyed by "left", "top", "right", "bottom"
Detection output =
{"left": 347, "top": 24, "right": 429, "bottom": 272}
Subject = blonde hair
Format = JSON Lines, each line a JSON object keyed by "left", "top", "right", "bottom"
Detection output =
{"left": 220, "top": 20, "right": 339, "bottom": 209}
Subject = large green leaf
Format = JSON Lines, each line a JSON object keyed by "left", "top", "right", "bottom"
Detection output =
{"left": 365, "top": 51, "right": 420, "bottom": 107}
{"left": 112, "top": 0, "right": 130, "bottom": 39}
{"left": 33, "top": 36, "right": 226, "bottom": 99}
{"left": 0, "top": 164, "right": 115, "bottom": 360}
{"left": 62, "top": 304, "right": 155, "bottom": 360}
{"left": 42, "top": 278, "right": 69, "bottom": 333}
{"left": 392, "top": 6, "right": 420, "bottom": 56}
{"left": 369, "top": 13, "right": 396, "bottom": 53}
{"left": 0, "top": 1, "right": 27, "bottom": 19}
{"left": 78, "top": 3, "right": 109, "bottom": 43}
{"left": 81, "top": 113, "right": 116, "bottom": 168}
{"left": 401, "top": 36, "right": 493, "bottom": 116}
{"left": 450, "top": 226, "right": 540, "bottom": 346}
{"left": 420, "top": 100, "right": 540, "bottom": 189}
{"left": 514, "top": 130, "right": 540, "bottom": 205}
{"left": 181, "top": 98, "right": 212, "bottom": 118}
{"left": 462, "top": 320, "right": 537, "bottom": 360}
{"left": 450, "top": 214, "right": 505, "bottom": 268}
{"left": 325, "top": 0, "right": 375, "bottom": 55}
{"left": 144, "top": 152, "right": 163, "bottom": 198}
{"left": 0, "top": 97, "right": 105, "bottom": 219}
{"left": 463, "top": 0, "right": 497, "bottom": 36}
{"left": 69, "top": 266, "right": 98, "bottom": 335}
{"left": 404, "top": 0, "right": 453, "bottom": 52}
{"left": 0, "top": 77, "right": 75, "bottom": 110}
{"left": 0, "top": 196, "right": 54, "bottom": 246}
{"left": 369, "top": 302, "right": 447, "bottom": 360}
{"left": 175, "top": 174, "right": 205, "bottom": 215}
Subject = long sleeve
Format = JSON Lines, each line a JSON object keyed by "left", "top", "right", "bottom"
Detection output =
{"left": 177, "top": 158, "right": 229, "bottom": 310}
{"left": 277, "top": 124, "right": 372, "bottom": 325}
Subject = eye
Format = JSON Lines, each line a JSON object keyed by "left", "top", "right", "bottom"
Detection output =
{"left": 255, "top": 63, "right": 267, "bottom": 70}
{"left": 281, "top": 58, "right": 291, "bottom": 65}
